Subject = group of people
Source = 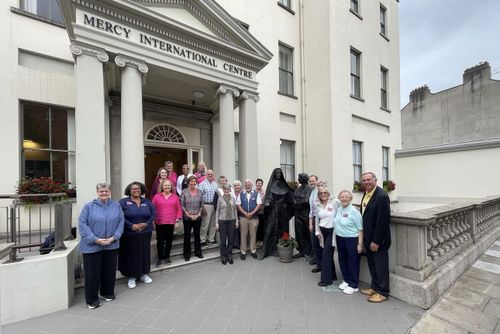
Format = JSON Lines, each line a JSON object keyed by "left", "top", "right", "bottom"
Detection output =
{"left": 78, "top": 161, "right": 391, "bottom": 310}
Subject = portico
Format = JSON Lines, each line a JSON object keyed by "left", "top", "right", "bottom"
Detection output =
{"left": 59, "top": 0, "right": 272, "bottom": 206}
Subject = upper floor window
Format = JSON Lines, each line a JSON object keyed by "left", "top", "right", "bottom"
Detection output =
{"left": 279, "top": 43, "right": 294, "bottom": 96}
{"left": 380, "top": 4, "right": 387, "bottom": 36}
{"left": 280, "top": 140, "right": 295, "bottom": 182}
{"left": 21, "top": 102, "right": 75, "bottom": 183}
{"left": 278, "top": 0, "right": 291, "bottom": 9}
{"left": 20, "top": 0, "right": 64, "bottom": 24}
{"left": 382, "top": 147, "right": 389, "bottom": 181}
{"left": 350, "top": 0, "right": 359, "bottom": 14}
{"left": 381, "top": 67, "right": 388, "bottom": 109}
{"left": 353, "top": 141, "right": 363, "bottom": 182}
{"left": 350, "top": 48, "right": 361, "bottom": 98}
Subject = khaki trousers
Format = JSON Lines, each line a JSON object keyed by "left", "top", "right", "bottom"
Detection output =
{"left": 239, "top": 217, "right": 259, "bottom": 254}
{"left": 200, "top": 204, "right": 216, "bottom": 243}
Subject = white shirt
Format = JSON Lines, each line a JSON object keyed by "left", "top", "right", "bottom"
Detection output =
{"left": 176, "top": 173, "right": 193, "bottom": 195}
{"left": 314, "top": 198, "right": 341, "bottom": 233}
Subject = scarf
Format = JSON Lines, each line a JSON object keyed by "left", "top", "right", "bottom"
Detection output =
{"left": 223, "top": 193, "right": 232, "bottom": 218}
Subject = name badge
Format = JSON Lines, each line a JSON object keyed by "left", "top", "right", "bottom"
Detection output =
{"left": 327, "top": 207, "right": 333, "bottom": 212}
{"left": 343, "top": 213, "right": 348, "bottom": 218}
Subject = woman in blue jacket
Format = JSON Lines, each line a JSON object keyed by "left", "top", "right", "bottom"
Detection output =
{"left": 79, "top": 182, "right": 124, "bottom": 309}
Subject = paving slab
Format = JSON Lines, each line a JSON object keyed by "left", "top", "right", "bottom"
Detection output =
{"left": 408, "top": 313, "right": 468, "bottom": 334}
{"left": 443, "top": 283, "right": 489, "bottom": 310}
{"left": 2, "top": 256, "right": 424, "bottom": 334}
{"left": 483, "top": 297, "right": 500, "bottom": 320}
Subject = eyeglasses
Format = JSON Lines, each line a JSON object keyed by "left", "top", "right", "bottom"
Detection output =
{"left": 318, "top": 192, "right": 327, "bottom": 195}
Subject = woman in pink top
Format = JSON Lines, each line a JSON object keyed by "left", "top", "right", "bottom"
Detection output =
{"left": 152, "top": 179, "right": 182, "bottom": 267}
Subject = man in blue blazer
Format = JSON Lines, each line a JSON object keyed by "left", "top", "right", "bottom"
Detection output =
{"left": 359, "top": 172, "right": 391, "bottom": 303}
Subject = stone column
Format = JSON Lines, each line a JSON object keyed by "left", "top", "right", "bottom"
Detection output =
{"left": 70, "top": 43, "right": 109, "bottom": 210}
{"left": 238, "top": 91, "right": 260, "bottom": 182}
{"left": 114, "top": 55, "right": 148, "bottom": 193}
{"left": 216, "top": 85, "right": 239, "bottom": 183}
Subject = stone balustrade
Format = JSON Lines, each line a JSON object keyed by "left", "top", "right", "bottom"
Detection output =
{"left": 390, "top": 196, "right": 500, "bottom": 308}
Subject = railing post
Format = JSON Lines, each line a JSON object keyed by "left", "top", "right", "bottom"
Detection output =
{"left": 54, "top": 203, "right": 67, "bottom": 250}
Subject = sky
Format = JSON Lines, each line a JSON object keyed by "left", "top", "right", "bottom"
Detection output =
{"left": 399, "top": 0, "right": 500, "bottom": 107}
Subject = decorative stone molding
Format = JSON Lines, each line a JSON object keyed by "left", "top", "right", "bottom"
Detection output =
{"left": 395, "top": 137, "right": 500, "bottom": 157}
{"left": 114, "top": 55, "right": 149, "bottom": 74}
{"left": 69, "top": 43, "right": 109, "bottom": 62}
{"left": 145, "top": 124, "right": 186, "bottom": 143}
{"left": 216, "top": 84, "right": 240, "bottom": 98}
{"left": 239, "top": 90, "right": 260, "bottom": 103}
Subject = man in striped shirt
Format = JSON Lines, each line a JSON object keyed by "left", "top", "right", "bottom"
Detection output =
{"left": 199, "top": 170, "right": 219, "bottom": 245}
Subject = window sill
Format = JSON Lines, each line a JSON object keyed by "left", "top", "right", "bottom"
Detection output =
{"left": 278, "top": 91, "right": 298, "bottom": 99}
{"left": 380, "top": 106, "right": 391, "bottom": 113}
{"left": 380, "top": 33, "right": 390, "bottom": 42}
{"left": 350, "top": 95, "right": 365, "bottom": 103}
{"left": 350, "top": 9, "right": 363, "bottom": 20}
{"left": 10, "top": 7, "right": 66, "bottom": 28}
{"left": 277, "top": 2, "right": 295, "bottom": 15}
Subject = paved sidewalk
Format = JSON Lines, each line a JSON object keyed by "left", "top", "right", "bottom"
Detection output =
{"left": 409, "top": 239, "right": 500, "bottom": 334}
{"left": 3, "top": 256, "right": 422, "bottom": 334}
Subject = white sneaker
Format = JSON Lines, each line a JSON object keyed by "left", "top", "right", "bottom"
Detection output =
{"left": 338, "top": 281, "right": 349, "bottom": 290}
{"left": 343, "top": 286, "right": 359, "bottom": 295}
{"left": 128, "top": 277, "right": 136, "bottom": 289}
{"left": 140, "top": 274, "right": 152, "bottom": 284}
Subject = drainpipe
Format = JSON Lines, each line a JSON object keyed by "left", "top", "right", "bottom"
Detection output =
{"left": 299, "top": 0, "right": 307, "bottom": 171}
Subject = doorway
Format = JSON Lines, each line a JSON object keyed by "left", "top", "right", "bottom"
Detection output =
{"left": 144, "top": 146, "right": 187, "bottom": 197}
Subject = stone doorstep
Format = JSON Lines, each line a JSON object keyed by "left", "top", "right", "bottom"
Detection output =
{"left": 390, "top": 227, "right": 500, "bottom": 309}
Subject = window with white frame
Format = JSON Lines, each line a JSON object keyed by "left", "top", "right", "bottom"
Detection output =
{"left": 20, "top": 0, "right": 64, "bottom": 24}
{"left": 350, "top": 0, "right": 359, "bottom": 14}
{"left": 278, "top": 0, "right": 291, "bottom": 9}
{"left": 381, "top": 66, "right": 388, "bottom": 109}
{"left": 279, "top": 43, "right": 294, "bottom": 96}
{"left": 21, "top": 102, "right": 75, "bottom": 182}
{"left": 350, "top": 48, "right": 361, "bottom": 98}
{"left": 353, "top": 141, "right": 363, "bottom": 182}
{"left": 235, "top": 133, "right": 239, "bottom": 180}
{"left": 382, "top": 147, "right": 389, "bottom": 182}
{"left": 380, "top": 4, "right": 387, "bottom": 36}
{"left": 280, "top": 140, "right": 295, "bottom": 182}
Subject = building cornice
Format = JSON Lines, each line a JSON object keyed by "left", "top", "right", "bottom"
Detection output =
{"left": 395, "top": 137, "right": 500, "bottom": 157}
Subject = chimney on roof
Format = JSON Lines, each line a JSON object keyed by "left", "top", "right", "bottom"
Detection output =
{"left": 409, "top": 85, "right": 430, "bottom": 110}
{"left": 463, "top": 61, "right": 491, "bottom": 85}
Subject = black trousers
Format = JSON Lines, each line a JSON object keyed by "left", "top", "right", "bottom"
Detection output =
{"left": 83, "top": 249, "right": 118, "bottom": 305}
{"left": 319, "top": 226, "right": 337, "bottom": 283}
{"left": 183, "top": 218, "right": 202, "bottom": 257}
{"left": 365, "top": 247, "right": 390, "bottom": 297}
{"left": 219, "top": 219, "right": 235, "bottom": 260}
{"left": 118, "top": 232, "right": 151, "bottom": 278}
{"left": 156, "top": 224, "right": 174, "bottom": 260}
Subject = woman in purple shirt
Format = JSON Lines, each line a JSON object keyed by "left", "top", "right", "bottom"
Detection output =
{"left": 119, "top": 181, "right": 156, "bottom": 289}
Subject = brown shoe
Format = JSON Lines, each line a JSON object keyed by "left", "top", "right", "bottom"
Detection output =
{"left": 360, "top": 288, "right": 376, "bottom": 296}
{"left": 367, "top": 293, "right": 387, "bottom": 303}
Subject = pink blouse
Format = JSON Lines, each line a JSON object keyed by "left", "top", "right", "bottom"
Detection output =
{"left": 152, "top": 193, "right": 182, "bottom": 225}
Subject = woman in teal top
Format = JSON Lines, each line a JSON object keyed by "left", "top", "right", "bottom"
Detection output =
{"left": 334, "top": 190, "right": 364, "bottom": 295}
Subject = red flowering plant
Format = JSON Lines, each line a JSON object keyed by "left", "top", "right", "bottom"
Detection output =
{"left": 277, "top": 232, "right": 298, "bottom": 248}
{"left": 16, "top": 177, "right": 70, "bottom": 204}
{"left": 383, "top": 180, "right": 396, "bottom": 192}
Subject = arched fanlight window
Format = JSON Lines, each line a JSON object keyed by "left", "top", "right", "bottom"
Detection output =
{"left": 146, "top": 124, "right": 185, "bottom": 143}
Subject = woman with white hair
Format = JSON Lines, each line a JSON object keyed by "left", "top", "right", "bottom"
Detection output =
{"left": 79, "top": 182, "right": 124, "bottom": 309}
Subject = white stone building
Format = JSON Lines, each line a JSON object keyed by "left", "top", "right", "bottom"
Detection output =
{"left": 0, "top": 0, "right": 401, "bottom": 208}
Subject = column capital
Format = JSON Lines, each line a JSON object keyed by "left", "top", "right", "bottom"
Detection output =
{"left": 240, "top": 90, "right": 260, "bottom": 103}
{"left": 114, "top": 55, "right": 149, "bottom": 74}
{"left": 69, "top": 43, "right": 109, "bottom": 62}
{"left": 216, "top": 84, "right": 240, "bottom": 98}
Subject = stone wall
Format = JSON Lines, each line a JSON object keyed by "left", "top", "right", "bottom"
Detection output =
{"left": 389, "top": 196, "right": 500, "bottom": 308}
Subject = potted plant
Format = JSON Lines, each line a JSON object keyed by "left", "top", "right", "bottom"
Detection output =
{"left": 353, "top": 181, "right": 365, "bottom": 193}
{"left": 277, "top": 232, "right": 298, "bottom": 263}
{"left": 16, "top": 177, "right": 70, "bottom": 204}
{"left": 383, "top": 180, "right": 396, "bottom": 192}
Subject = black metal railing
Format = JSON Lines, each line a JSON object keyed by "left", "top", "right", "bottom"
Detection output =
{"left": 0, "top": 193, "right": 74, "bottom": 262}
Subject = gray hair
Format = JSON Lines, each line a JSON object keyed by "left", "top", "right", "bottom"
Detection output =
{"left": 222, "top": 184, "right": 232, "bottom": 191}
{"left": 317, "top": 179, "right": 328, "bottom": 187}
{"left": 234, "top": 180, "right": 242, "bottom": 186}
{"left": 244, "top": 179, "right": 253, "bottom": 186}
{"left": 361, "top": 172, "right": 377, "bottom": 180}
{"left": 338, "top": 189, "right": 353, "bottom": 199}
{"left": 96, "top": 182, "right": 111, "bottom": 190}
